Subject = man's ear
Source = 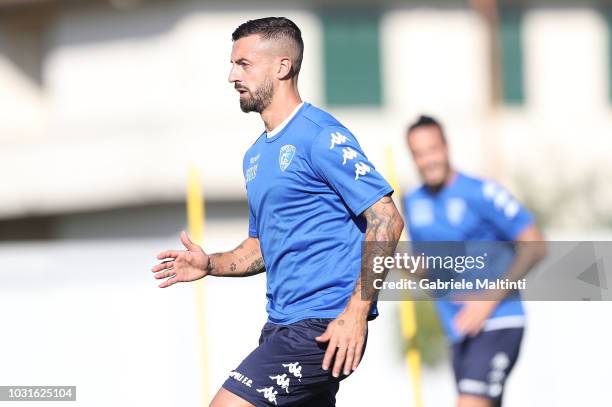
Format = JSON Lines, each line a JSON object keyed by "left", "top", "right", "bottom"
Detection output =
{"left": 276, "top": 56, "right": 293, "bottom": 79}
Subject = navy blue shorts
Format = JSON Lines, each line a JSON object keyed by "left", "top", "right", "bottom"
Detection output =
{"left": 222, "top": 318, "right": 365, "bottom": 407}
{"left": 451, "top": 327, "right": 524, "bottom": 404}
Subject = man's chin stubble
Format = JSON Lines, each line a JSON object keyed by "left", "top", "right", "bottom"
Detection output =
{"left": 239, "top": 97, "right": 268, "bottom": 114}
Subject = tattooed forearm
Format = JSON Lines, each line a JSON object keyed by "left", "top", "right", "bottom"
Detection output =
{"left": 245, "top": 257, "right": 266, "bottom": 276}
{"left": 363, "top": 195, "right": 403, "bottom": 242}
{"left": 354, "top": 195, "right": 404, "bottom": 301}
{"left": 207, "top": 237, "right": 265, "bottom": 277}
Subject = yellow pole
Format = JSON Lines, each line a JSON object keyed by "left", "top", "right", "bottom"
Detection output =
{"left": 384, "top": 147, "right": 424, "bottom": 407}
{"left": 187, "top": 166, "right": 210, "bottom": 406}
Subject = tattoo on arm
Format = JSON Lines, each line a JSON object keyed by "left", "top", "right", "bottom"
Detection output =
{"left": 207, "top": 254, "right": 223, "bottom": 274}
{"left": 208, "top": 245, "right": 265, "bottom": 277}
{"left": 244, "top": 257, "right": 265, "bottom": 276}
{"left": 363, "top": 195, "right": 402, "bottom": 242}
{"left": 355, "top": 195, "right": 404, "bottom": 300}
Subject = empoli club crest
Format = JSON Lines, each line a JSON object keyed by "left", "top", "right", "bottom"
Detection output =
{"left": 279, "top": 145, "right": 296, "bottom": 172}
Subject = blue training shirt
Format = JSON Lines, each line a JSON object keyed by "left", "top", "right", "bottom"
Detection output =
{"left": 403, "top": 172, "right": 534, "bottom": 342}
{"left": 243, "top": 102, "right": 393, "bottom": 324}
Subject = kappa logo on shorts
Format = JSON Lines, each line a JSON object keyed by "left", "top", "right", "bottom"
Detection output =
{"left": 486, "top": 352, "right": 510, "bottom": 398}
{"left": 269, "top": 373, "right": 291, "bottom": 393}
{"left": 491, "top": 352, "right": 510, "bottom": 370}
{"left": 256, "top": 386, "right": 278, "bottom": 405}
{"left": 282, "top": 362, "right": 303, "bottom": 381}
{"left": 279, "top": 145, "right": 296, "bottom": 172}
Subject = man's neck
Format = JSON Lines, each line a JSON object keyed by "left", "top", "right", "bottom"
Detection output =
{"left": 261, "top": 87, "right": 302, "bottom": 132}
{"left": 444, "top": 169, "right": 457, "bottom": 186}
{"left": 426, "top": 169, "right": 457, "bottom": 193}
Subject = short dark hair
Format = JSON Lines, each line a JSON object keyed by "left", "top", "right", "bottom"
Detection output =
{"left": 232, "top": 17, "right": 304, "bottom": 78}
{"left": 407, "top": 115, "right": 446, "bottom": 143}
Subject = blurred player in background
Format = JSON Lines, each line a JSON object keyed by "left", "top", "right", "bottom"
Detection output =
{"left": 402, "top": 116, "right": 546, "bottom": 407}
{"left": 151, "top": 17, "right": 403, "bottom": 407}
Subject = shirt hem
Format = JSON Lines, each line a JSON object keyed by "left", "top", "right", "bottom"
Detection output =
{"left": 267, "top": 310, "right": 377, "bottom": 325}
{"left": 351, "top": 185, "right": 394, "bottom": 217}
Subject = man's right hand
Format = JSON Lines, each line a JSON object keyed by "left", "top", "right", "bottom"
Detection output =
{"left": 151, "top": 230, "right": 209, "bottom": 288}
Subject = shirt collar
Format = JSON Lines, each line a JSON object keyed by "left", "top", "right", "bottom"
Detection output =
{"left": 266, "top": 102, "right": 305, "bottom": 138}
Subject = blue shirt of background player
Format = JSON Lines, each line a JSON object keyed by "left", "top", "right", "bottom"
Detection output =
{"left": 243, "top": 102, "right": 393, "bottom": 325}
{"left": 403, "top": 172, "right": 534, "bottom": 342}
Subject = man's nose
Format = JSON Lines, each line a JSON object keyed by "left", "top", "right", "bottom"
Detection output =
{"left": 228, "top": 65, "right": 239, "bottom": 83}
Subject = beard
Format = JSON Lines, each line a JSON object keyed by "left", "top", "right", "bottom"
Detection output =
{"left": 239, "top": 77, "right": 274, "bottom": 113}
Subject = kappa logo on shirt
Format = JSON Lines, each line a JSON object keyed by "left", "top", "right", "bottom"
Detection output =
{"left": 342, "top": 147, "right": 358, "bottom": 165}
{"left": 279, "top": 144, "right": 296, "bottom": 172}
{"left": 330, "top": 132, "right": 349, "bottom": 149}
{"left": 482, "top": 181, "right": 520, "bottom": 219}
{"left": 354, "top": 162, "right": 371, "bottom": 180}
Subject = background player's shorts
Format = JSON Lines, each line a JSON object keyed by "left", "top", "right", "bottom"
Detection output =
{"left": 222, "top": 318, "right": 365, "bottom": 407}
{"left": 451, "top": 327, "right": 524, "bottom": 405}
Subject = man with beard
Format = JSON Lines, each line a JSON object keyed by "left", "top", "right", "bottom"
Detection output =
{"left": 402, "top": 115, "right": 546, "bottom": 407}
{"left": 151, "top": 17, "right": 403, "bottom": 407}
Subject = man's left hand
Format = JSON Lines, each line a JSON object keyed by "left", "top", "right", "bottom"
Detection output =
{"left": 315, "top": 309, "right": 367, "bottom": 378}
